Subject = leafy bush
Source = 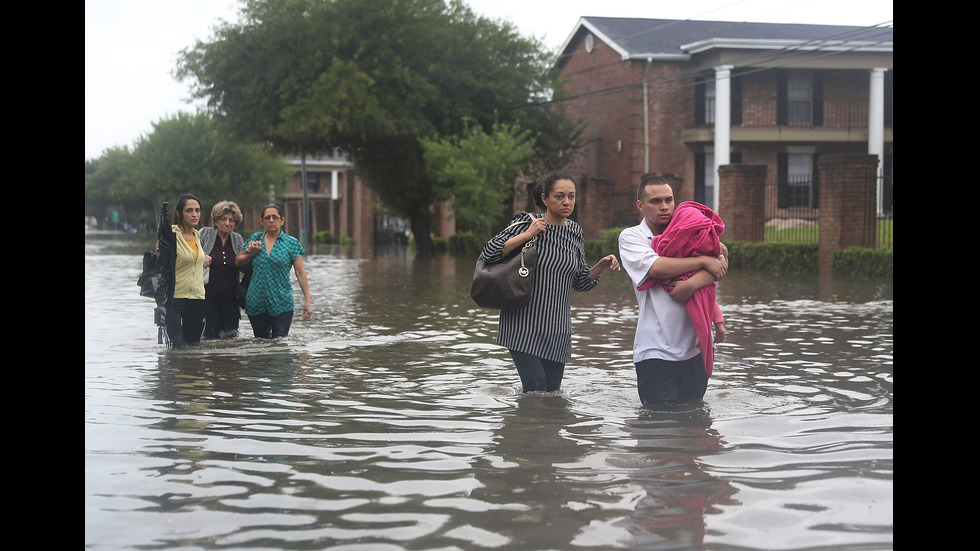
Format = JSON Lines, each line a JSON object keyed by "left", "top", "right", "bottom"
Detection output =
{"left": 832, "top": 246, "right": 893, "bottom": 278}
{"left": 725, "top": 242, "right": 819, "bottom": 273}
{"left": 447, "top": 231, "right": 483, "bottom": 255}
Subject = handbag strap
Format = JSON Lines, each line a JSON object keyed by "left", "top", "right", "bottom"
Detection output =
{"left": 514, "top": 212, "right": 539, "bottom": 250}
{"left": 503, "top": 212, "right": 537, "bottom": 230}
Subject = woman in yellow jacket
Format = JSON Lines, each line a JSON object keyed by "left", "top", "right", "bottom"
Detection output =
{"left": 163, "top": 193, "right": 211, "bottom": 349}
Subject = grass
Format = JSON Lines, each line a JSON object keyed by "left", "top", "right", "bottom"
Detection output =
{"left": 764, "top": 218, "right": 893, "bottom": 250}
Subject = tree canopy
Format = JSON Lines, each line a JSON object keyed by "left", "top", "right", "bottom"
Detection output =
{"left": 423, "top": 118, "right": 536, "bottom": 238}
{"left": 85, "top": 111, "right": 291, "bottom": 228}
{"left": 175, "top": 0, "right": 582, "bottom": 255}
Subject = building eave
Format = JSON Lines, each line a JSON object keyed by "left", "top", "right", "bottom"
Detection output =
{"left": 680, "top": 37, "right": 894, "bottom": 55}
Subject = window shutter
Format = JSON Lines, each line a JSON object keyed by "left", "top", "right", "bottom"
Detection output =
{"left": 694, "top": 79, "right": 706, "bottom": 125}
{"left": 812, "top": 153, "right": 821, "bottom": 208}
{"left": 694, "top": 152, "right": 706, "bottom": 204}
{"left": 777, "top": 152, "right": 789, "bottom": 208}
{"left": 731, "top": 73, "right": 743, "bottom": 125}
{"left": 777, "top": 71, "right": 788, "bottom": 126}
{"left": 813, "top": 71, "right": 824, "bottom": 127}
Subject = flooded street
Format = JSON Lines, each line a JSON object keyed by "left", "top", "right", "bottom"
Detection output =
{"left": 85, "top": 231, "right": 892, "bottom": 550}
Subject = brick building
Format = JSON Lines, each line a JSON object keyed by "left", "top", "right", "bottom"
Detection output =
{"left": 240, "top": 150, "right": 384, "bottom": 250}
{"left": 552, "top": 17, "right": 893, "bottom": 239}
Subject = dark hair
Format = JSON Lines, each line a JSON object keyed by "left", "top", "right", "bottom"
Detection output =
{"left": 260, "top": 203, "right": 284, "bottom": 224}
{"left": 533, "top": 170, "right": 577, "bottom": 209}
{"left": 637, "top": 174, "right": 672, "bottom": 201}
{"left": 172, "top": 193, "right": 202, "bottom": 226}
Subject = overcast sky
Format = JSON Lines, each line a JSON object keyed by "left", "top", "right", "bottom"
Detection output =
{"left": 84, "top": 0, "right": 893, "bottom": 160}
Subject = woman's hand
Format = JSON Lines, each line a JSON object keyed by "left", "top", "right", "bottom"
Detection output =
{"left": 302, "top": 301, "right": 313, "bottom": 321}
{"left": 203, "top": 255, "right": 212, "bottom": 269}
{"left": 589, "top": 254, "right": 620, "bottom": 281}
{"left": 597, "top": 254, "right": 620, "bottom": 272}
{"left": 524, "top": 217, "right": 547, "bottom": 238}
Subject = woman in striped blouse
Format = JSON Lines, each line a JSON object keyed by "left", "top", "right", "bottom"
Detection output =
{"left": 481, "top": 171, "right": 620, "bottom": 392}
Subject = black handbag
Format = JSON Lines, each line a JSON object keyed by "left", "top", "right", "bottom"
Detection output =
{"left": 470, "top": 215, "right": 539, "bottom": 309}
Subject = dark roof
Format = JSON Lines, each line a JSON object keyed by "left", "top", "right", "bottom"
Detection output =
{"left": 568, "top": 17, "right": 893, "bottom": 59}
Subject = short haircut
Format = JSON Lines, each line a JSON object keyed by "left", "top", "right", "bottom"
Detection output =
{"left": 210, "top": 201, "right": 243, "bottom": 226}
{"left": 637, "top": 174, "right": 672, "bottom": 201}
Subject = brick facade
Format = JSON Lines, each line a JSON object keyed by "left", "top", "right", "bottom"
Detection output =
{"left": 817, "top": 154, "right": 879, "bottom": 270}
{"left": 718, "top": 164, "right": 767, "bottom": 242}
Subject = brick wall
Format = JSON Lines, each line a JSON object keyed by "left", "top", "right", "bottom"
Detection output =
{"left": 718, "top": 164, "right": 767, "bottom": 242}
{"left": 817, "top": 154, "right": 879, "bottom": 271}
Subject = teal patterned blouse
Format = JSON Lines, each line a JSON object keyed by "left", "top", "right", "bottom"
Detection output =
{"left": 241, "top": 231, "right": 305, "bottom": 316}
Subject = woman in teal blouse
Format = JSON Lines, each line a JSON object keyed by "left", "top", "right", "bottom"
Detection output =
{"left": 235, "top": 204, "right": 313, "bottom": 338}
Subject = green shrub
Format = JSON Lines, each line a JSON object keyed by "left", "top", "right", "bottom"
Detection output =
{"left": 833, "top": 246, "right": 893, "bottom": 278}
{"left": 431, "top": 236, "right": 448, "bottom": 253}
{"left": 340, "top": 235, "right": 356, "bottom": 247}
{"left": 447, "top": 231, "right": 483, "bottom": 254}
{"left": 725, "top": 241, "right": 818, "bottom": 273}
{"left": 585, "top": 226, "right": 626, "bottom": 262}
{"left": 313, "top": 230, "right": 333, "bottom": 244}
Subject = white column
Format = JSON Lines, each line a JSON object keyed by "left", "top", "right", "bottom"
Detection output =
{"left": 869, "top": 68, "right": 886, "bottom": 215}
{"left": 713, "top": 65, "right": 734, "bottom": 212}
{"left": 331, "top": 170, "right": 339, "bottom": 199}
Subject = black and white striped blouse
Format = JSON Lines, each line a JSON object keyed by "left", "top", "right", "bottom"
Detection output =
{"left": 481, "top": 211, "right": 600, "bottom": 363}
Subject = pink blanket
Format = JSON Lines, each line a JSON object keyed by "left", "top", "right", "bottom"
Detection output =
{"left": 637, "top": 201, "right": 724, "bottom": 377}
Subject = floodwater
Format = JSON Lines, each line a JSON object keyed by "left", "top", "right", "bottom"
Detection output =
{"left": 84, "top": 231, "right": 893, "bottom": 550}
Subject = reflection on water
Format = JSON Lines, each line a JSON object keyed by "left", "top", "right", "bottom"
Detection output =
{"left": 85, "top": 232, "right": 892, "bottom": 550}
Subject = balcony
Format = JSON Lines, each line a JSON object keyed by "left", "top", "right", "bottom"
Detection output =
{"left": 681, "top": 97, "right": 892, "bottom": 144}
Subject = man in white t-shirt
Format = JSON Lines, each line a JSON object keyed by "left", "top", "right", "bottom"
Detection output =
{"left": 618, "top": 176, "right": 728, "bottom": 407}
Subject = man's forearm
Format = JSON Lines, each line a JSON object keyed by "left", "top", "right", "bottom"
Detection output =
{"left": 647, "top": 256, "right": 708, "bottom": 280}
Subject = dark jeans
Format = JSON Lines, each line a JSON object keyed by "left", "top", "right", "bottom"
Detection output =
{"left": 164, "top": 298, "right": 206, "bottom": 350}
{"left": 248, "top": 310, "right": 294, "bottom": 339}
{"left": 204, "top": 299, "right": 240, "bottom": 339}
{"left": 634, "top": 353, "right": 708, "bottom": 407}
{"left": 509, "top": 350, "right": 565, "bottom": 392}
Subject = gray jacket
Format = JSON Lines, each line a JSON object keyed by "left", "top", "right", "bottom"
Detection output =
{"left": 199, "top": 227, "right": 246, "bottom": 284}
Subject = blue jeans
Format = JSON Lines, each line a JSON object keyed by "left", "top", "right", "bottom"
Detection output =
{"left": 247, "top": 310, "right": 294, "bottom": 339}
{"left": 509, "top": 350, "right": 565, "bottom": 392}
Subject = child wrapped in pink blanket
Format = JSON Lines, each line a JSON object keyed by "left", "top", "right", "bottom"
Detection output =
{"left": 636, "top": 201, "right": 725, "bottom": 376}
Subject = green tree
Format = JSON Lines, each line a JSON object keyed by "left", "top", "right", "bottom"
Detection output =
{"left": 175, "top": 0, "right": 578, "bottom": 256}
{"left": 85, "top": 146, "right": 142, "bottom": 228}
{"left": 129, "top": 111, "right": 291, "bottom": 222}
{"left": 423, "top": 118, "right": 536, "bottom": 237}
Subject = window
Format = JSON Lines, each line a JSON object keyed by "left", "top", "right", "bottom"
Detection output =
{"left": 777, "top": 152, "right": 820, "bottom": 208}
{"left": 304, "top": 172, "right": 320, "bottom": 193}
{"left": 778, "top": 69, "right": 822, "bottom": 126}
{"left": 695, "top": 72, "right": 741, "bottom": 126}
{"left": 787, "top": 70, "right": 811, "bottom": 125}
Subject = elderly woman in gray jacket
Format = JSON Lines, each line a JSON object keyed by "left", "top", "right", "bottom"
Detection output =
{"left": 199, "top": 201, "right": 246, "bottom": 339}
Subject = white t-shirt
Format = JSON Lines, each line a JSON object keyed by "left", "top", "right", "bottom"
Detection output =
{"left": 618, "top": 221, "right": 699, "bottom": 363}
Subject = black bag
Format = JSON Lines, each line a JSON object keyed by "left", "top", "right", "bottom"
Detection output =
{"left": 236, "top": 263, "right": 252, "bottom": 309}
{"left": 136, "top": 202, "right": 172, "bottom": 344}
{"left": 470, "top": 215, "right": 538, "bottom": 309}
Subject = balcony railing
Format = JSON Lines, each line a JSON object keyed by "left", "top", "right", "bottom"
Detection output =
{"left": 704, "top": 97, "right": 879, "bottom": 130}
